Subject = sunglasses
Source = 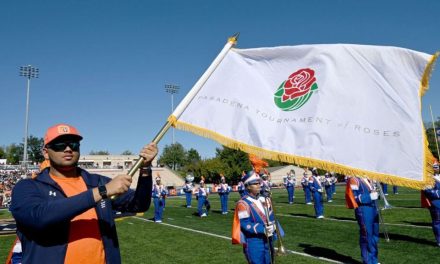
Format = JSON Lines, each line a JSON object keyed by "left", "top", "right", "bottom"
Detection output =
{"left": 47, "top": 142, "right": 80, "bottom": 152}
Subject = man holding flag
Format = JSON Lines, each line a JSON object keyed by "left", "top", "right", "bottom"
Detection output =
{"left": 10, "top": 123, "right": 157, "bottom": 264}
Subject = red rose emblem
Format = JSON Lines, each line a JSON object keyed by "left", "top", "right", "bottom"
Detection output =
{"left": 282, "top": 68, "right": 316, "bottom": 102}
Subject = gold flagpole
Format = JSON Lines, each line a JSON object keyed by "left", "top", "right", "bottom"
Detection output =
{"left": 429, "top": 105, "right": 440, "bottom": 159}
{"left": 127, "top": 33, "right": 239, "bottom": 177}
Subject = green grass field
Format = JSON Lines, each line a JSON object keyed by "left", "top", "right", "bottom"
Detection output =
{"left": 1, "top": 186, "right": 438, "bottom": 263}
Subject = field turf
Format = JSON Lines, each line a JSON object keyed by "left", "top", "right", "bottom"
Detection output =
{"left": 1, "top": 185, "right": 438, "bottom": 263}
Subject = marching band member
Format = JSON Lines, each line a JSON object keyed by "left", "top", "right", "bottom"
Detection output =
{"left": 309, "top": 168, "right": 324, "bottom": 218}
{"left": 152, "top": 175, "right": 167, "bottom": 223}
{"left": 422, "top": 162, "right": 440, "bottom": 247}
{"left": 283, "top": 170, "right": 296, "bottom": 204}
{"left": 392, "top": 186, "right": 399, "bottom": 195}
{"left": 346, "top": 176, "right": 380, "bottom": 264}
{"left": 260, "top": 174, "right": 271, "bottom": 198}
{"left": 380, "top": 183, "right": 388, "bottom": 196}
{"left": 301, "top": 171, "right": 312, "bottom": 205}
{"left": 238, "top": 171, "right": 247, "bottom": 198}
{"left": 330, "top": 172, "right": 337, "bottom": 194}
{"left": 218, "top": 173, "right": 231, "bottom": 214}
{"left": 232, "top": 171, "right": 278, "bottom": 264}
{"left": 183, "top": 175, "right": 194, "bottom": 208}
{"left": 324, "top": 172, "right": 333, "bottom": 202}
{"left": 197, "top": 180, "right": 210, "bottom": 217}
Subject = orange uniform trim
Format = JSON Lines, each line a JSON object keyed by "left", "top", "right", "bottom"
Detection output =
{"left": 345, "top": 178, "right": 358, "bottom": 209}
{"left": 5, "top": 237, "right": 19, "bottom": 264}
{"left": 421, "top": 191, "right": 431, "bottom": 208}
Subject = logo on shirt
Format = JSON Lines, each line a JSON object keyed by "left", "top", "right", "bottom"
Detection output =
{"left": 49, "top": 191, "right": 57, "bottom": 197}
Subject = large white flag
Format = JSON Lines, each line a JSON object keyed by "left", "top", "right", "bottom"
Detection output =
{"left": 171, "top": 44, "right": 438, "bottom": 189}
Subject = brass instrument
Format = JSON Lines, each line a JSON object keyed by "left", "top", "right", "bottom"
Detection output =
{"left": 375, "top": 182, "right": 391, "bottom": 242}
{"left": 266, "top": 191, "right": 286, "bottom": 255}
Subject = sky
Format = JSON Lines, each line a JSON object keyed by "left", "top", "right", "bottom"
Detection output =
{"left": 0, "top": 0, "right": 439, "bottom": 159}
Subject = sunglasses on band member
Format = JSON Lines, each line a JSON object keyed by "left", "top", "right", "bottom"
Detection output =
{"left": 47, "top": 142, "right": 80, "bottom": 152}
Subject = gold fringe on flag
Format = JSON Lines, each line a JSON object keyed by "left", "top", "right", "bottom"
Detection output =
{"left": 420, "top": 52, "right": 439, "bottom": 96}
{"left": 170, "top": 117, "right": 434, "bottom": 190}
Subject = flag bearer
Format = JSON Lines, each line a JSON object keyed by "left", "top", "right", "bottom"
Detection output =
{"left": 301, "top": 172, "right": 312, "bottom": 204}
{"left": 283, "top": 170, "right": 296, "bottom": 204}
{"left": 232, "top": 171, "right": 278, "bottom": 264}
{"left": 422, "top": 163, "right": 440, "bottom": 247}
{"left": 346, "top": 176, "right": 380, "bottom": 264}
{"left": 309, "top": 168, "right": 324, "bottom": 218}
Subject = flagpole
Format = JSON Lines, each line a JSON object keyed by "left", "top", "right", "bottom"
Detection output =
{"left": 429, "top": 105, "right": 440, "bottom": 159}
{"left": 127, "top": 33, "right": 239, "bottom": 177}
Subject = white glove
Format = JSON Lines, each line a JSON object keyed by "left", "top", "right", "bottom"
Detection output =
{"left": 370, "top": 191, "right": 378, "bottom": 200}
{"left": 265, "top": 224, "right": 275, "bottom": 237}
{"left": 318, "top": 189, "right": 323, "bottom": 193}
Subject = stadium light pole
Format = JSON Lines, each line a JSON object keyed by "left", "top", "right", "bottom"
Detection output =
{"left": 165, "top": 84, "right": 179, "bottom": 145}
{"left": 19, "top": 65, "right": 39, "bottom": 169}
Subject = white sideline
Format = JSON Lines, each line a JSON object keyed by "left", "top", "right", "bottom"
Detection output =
{"left": 133, "top": 216, "right": 344, "bottom": 264}
{"left": 141, "top": 204, "right": 431, "bottom": 230}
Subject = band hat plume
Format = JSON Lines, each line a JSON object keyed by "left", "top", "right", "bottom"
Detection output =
{"left": 248, "top": 154, "right": 268, "bottom": 174}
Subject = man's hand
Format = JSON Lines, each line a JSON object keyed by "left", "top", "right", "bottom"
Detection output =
{"left": 106, "top": 175, "right": 133, "bottom": 197}
{"left": 265, "top": 224, "right": 275, "bottom": 237}
{"left": 93, "top": 174, "right": 133, "bottom": 202}
{"left": 370, "top": 191, "right": 379, "bottom": 200}
{"left": 140, "top": 143, "right": 158, "bottom": 166}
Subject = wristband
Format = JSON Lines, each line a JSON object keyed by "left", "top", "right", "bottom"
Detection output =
{"left": 98, "top": 185, "right": 108, "bottom": 199}
{"left": 140, "top": 166, "right": 152, "bottom": 176}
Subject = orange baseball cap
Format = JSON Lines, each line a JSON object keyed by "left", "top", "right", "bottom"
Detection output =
{"left": 44, "top": 123, "right": 83, "bottom": 145}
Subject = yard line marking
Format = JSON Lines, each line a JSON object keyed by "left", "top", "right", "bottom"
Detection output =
{"left": 133, "top": 216, "right": 344, "bottom": 263}
{"left": 274, "top": 203, "right": 424, "bottom": 210}
{"left": 276, "top": 213, "right": 431, "bottom": 229}
{"left": 134, "top": 216, "right": 230, "bottom": 240}
{"left": 155, "top": 205, "right": 430, "bottom": 229}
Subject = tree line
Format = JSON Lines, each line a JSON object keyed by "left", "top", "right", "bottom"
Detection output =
{"left": 158, "top": 142, "right": 286, "bottom": 184}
